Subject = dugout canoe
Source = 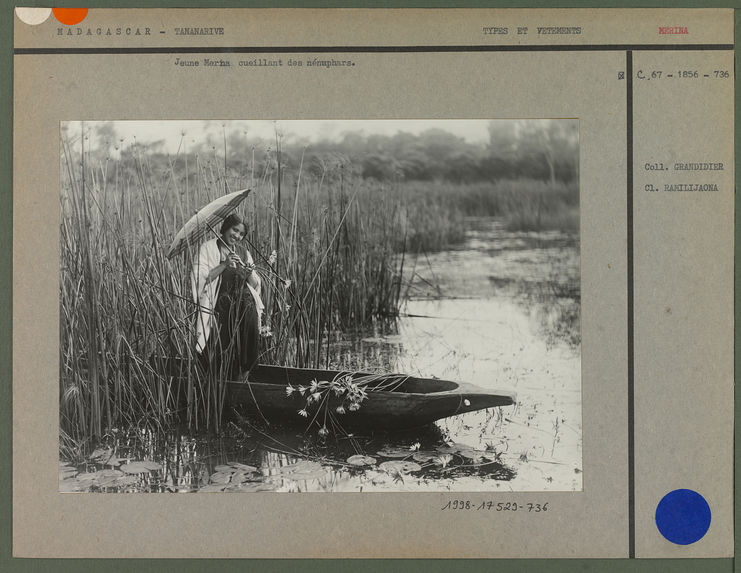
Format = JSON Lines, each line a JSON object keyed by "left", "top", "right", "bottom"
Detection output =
{"left": 228, "top": 364, "right": 516, "bottom": 430}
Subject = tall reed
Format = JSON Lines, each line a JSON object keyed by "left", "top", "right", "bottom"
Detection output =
{"left": 60, "top": 131, "right": 408, "bottom": 442}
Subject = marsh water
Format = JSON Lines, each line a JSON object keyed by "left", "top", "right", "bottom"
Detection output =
{"left": 60, "top": 217, "right": 582, "bottom": 493}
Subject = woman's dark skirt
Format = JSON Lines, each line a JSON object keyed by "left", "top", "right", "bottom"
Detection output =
{"left": 201, "top": 266, "right": 260, "bottom": 379}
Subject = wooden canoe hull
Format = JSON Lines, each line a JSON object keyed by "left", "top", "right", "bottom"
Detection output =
{"left": 227, "top": 364, "right": 516, "bottom": 430}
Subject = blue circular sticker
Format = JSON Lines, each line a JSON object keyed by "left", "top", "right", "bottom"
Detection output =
{"left": 655, "top": 489, "right": 711, "bottom": 545}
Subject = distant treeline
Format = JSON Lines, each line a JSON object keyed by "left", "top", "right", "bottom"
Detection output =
{"left": 304, "top": 121, "right": 578, "bottom": 185}
{"left": 82, "top": 120, "right": 579, "bottom": 186}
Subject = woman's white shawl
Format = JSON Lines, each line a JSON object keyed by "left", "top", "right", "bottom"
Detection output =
{"left": 191, "top": 238, "right": 264, "bottom": 353}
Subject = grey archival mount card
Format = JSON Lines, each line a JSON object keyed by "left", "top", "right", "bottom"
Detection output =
{"left": 12, "top": 7, "right": 734, "bottom": 558}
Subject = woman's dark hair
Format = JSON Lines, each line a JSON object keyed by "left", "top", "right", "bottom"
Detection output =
{"left": 220, "top": 213, "right": 246, "bottom": 234}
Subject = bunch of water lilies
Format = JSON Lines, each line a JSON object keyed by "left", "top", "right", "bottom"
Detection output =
{"left": 285, "top": 372, "right": 401, "bottom": 435}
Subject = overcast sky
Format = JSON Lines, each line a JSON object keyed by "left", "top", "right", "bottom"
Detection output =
{"left": 67, "top": 119, "right": 500, "bottom": 154}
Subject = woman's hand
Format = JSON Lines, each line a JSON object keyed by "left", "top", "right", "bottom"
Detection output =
{"left": 225, "top": 253, "right": 242, "bottom": 268}
{"left": 206, "top": 252, "right": 241, "bottom": 283}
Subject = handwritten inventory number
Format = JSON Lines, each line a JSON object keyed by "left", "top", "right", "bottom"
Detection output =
{"left": 635, "top": 70, "right": 729, "bottom": 80}
{"left": 442, "top": 500, "right": 549, "bottom": 512}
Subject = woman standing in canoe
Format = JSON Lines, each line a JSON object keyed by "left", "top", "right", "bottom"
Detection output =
{"left": 192, "top": 214, "right": 264, "bottom": 379}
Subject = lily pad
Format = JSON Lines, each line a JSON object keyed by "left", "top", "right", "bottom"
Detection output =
{"left": 96, "top": 469, "right": 124, "bottom": 478}
{"left": 457, "top": 449, "right": 485, "bottom": 461}
{"left": 65, "top": 469, "right": 126, "bottom": 488}
{"left": 411, "top": 451, "right": 437, "bottom": 463}
{"left": 376, "top": 447, "right": 413, "bottom": 458}
{"left": 96, "top": 475, "right": 123, "bottom": 487}
{"left": 140, "top": 461, "right": 162, "bottom": 471}
{"left": 284, "top": 470, "right": 327, "bottom": 481}
{"left": 228, "top": 471, "right": 246, "bottom": 484}
{"left": 228, "top": 462, "right": 257, "bottom": 472}
{"left": 435, "top": 446, "right": 458, "bottom": 455}
{"left": 74, "top": 476, "right": 97, "bottom": 489}
{"left": 59, "top": 480, "right": 85, "bottom": 493}
{"left": 111, "top": 475, "right": 139, "bottom": 487}
{"left": 89, "top": 447, "right": 113, "bottom": 462}
{"left": 277, "top": 460, "right": 323, "bottom": 474}
{"left": 435, "top": 443, "right": 471, "bottom": 454}
{"left": 227, "top": 481, "right": 279, "bottom": 492}
{"left": 209, "top": 471, "right": 233, "bottom": 484}
{"left": 120, "top": 462, "right": 152, "bottom": 474}
{"left": 198, "top": 483, "right": 228, "bottom": 492}
{"left": 379, "top": 461, "right": 422, "bottom": 473}
{"left": 346, "top": 455, "right": 377, "bottom": 466}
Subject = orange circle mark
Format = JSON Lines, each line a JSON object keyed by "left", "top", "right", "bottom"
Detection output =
{"left": 52, "top": 8, "right": 89, "bottom": 25}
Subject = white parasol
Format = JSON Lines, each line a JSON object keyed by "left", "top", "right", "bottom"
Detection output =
{"left": 166, "top": 188, "right": 251, "bottom": 259}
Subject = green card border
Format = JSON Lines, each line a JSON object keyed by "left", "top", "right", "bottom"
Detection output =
{"left": 0, "top": 1, "right": 736, "bottom": 571}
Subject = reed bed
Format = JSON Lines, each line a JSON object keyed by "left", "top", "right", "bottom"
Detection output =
{"left": 397, "top": 179, "right": 579, "bottom": 240}
{"left": 60, "top": 128, "right": 578, "bottom": 444}
{"left": 60, "top": 132, "right": 410, "bottom": 442}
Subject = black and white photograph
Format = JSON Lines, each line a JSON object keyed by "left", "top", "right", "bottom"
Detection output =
{"left": 58, "top": 118, "right": 581, "bottom": 493}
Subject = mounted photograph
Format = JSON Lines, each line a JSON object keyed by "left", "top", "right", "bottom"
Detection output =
{"left": 58, "top": 118, "right": 581, "bottom": 493}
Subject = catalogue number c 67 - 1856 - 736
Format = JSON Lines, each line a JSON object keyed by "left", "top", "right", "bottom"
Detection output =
{"left": 441, "top": 500, "right": 549, "bottom": 512}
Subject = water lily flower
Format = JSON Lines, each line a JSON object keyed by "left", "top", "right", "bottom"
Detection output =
{"left": 348, "top": 402, "right": 361, "bottom": 412}
{"left": 259, "top": 326, "right": 273, "bottom": 338}
{"left": 318, "top": 426, "right": 329, "bottom": 437}
{"left": 409, "top": 442, "right": 421, "bottom": 451}
{"left": 311, "top": 392, "right": 321, "bottom": 402}
{"left": 297, "top": 409, "right": 308, "bottom": 418}
{"left": 297, "top": 385, "right": 306, "bottom": 396}
{"left": 285, "top": 385, "right": 295, "bottom": 396}
{"left": 335, "top": 405, "right": 346, "bottom": 415}
{"left": 309, "top": 380, "right": 319, "bottom": 393}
